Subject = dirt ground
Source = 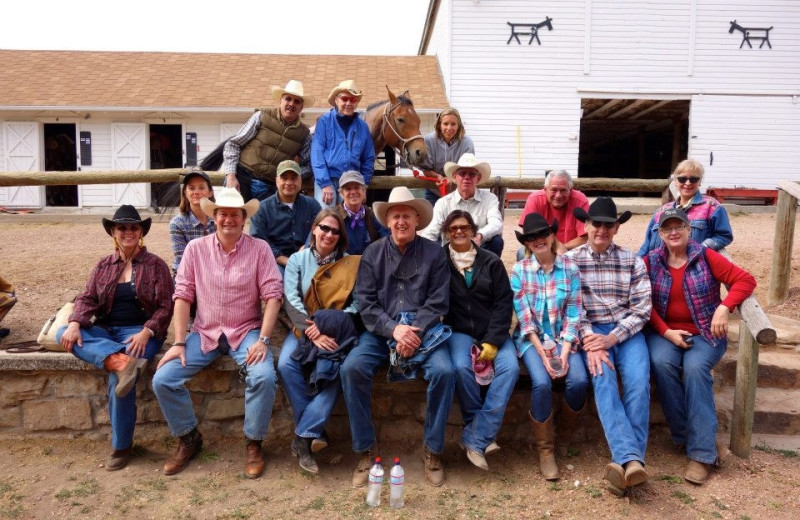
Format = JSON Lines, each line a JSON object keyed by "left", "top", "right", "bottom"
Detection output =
{"left": 1, "top": 210, "right": 799, "bottom": 519}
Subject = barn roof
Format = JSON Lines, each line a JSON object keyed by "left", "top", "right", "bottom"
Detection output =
{"left": 0, "top": 50, "right": 448, "bottom": 111}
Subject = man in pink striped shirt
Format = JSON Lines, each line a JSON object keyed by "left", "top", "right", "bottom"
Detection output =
{"left": 153, "top": 188, "right": 283, "bottom": 479}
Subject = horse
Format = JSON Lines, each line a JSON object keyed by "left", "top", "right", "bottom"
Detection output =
{"left": 363, "top": 86, "right": 428, "bottom": 203}
{"left": 729, "top": 20, "right": 773, "bottom": 49}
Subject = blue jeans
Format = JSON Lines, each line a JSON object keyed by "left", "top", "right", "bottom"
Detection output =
{"left": 56, "top": 324, "right": 163, "bottom": 450}
{"left": 424, "top": 188, "right": 442, "bottom": 206}
{"left": 582, "top": 323, "right": 650, "bottom": 466}
{"left": 230, "top": 164, "right": 276, "bottom": 202}
{"left": 481, "top": 235, "right": 504, "bottom": 257}
{"left": 647, "top": 332, "right": 725, "bottom": 464}
{"left": 340, "top": 330, "right": 455, "bottom": 454}
{"left": 314, "top": 177, "right": 342, "bottom": 209}
{"left": 448, "top": 332, "right": 519, "bottom": 454}
{"left": 277, "top": 333, "right": 342, "bottom": 439}
{"left": 152, "top": 330, "right": 277, "bottom": 440}
{"left": 522, "top": 344, "right": 588, "bottom": 422}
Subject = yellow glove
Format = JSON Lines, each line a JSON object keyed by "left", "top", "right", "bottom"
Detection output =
{"left": 477, "top": 342, "right": 498, "bottom": 362}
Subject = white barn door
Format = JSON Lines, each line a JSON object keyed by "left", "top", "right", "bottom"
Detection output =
{"left": 111, "top": 123, "right": 148, "bottom": 206}
{"left": 2, "top": 122, "right": 43, "bottom": 208}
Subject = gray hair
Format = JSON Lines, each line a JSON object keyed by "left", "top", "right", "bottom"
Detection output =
{"left": 544, "top": 169, "right": 573, "bottom": 188}
{"left": 671, "top": 159, "right": 704, "bottom": 180}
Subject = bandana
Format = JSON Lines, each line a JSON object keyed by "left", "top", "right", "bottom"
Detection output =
{"left": 344, "top": 205, "right": 366, "bottom": 230}
{"left": 449, "top": 245, "right": 477, "bottom": 277}
{"left": 311, "top": 247, "right": 337, "bottom": 266}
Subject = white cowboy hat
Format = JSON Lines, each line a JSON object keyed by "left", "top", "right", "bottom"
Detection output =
{"left": 200, "top": 187, "right": 260, "bottom": 219}
{"left": 327, "top": 79, "right": 364, "bottom": 106}
{"left": 443, "top": 153, "right": 492, "bottom": 182}
{"left": 270, "top": 79, "right": 315, "bottom": 106}
{"left": 373, "top": 186, "right": 433, "bottom": 230}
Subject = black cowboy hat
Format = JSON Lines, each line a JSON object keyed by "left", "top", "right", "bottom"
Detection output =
{"left": 102, "top": 205, "right": 152, "bottom": 237}
{"left": 573, "top": 196, "right": 632, "bottom": 225}
{"left": 515, "top": 212, "right": 558, "bottom": 245}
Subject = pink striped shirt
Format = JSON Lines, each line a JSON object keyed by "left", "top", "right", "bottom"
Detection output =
{"left": 175, "top": 233, "right": 283, "bottom": 354}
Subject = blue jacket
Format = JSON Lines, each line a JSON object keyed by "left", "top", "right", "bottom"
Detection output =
{"left": 638, "top": 192, "right": 733, "bottom": 256}
{"left": 311, "top": 108, "right": 375, "bottom": 188}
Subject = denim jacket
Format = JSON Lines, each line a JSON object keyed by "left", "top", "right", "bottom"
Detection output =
{"left": 387, "top": 311, "right": 451, "bottom": 381}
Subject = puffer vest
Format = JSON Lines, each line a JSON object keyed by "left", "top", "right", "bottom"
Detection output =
{"left": 239, "top": 107, "right": 310, "bottom": 183}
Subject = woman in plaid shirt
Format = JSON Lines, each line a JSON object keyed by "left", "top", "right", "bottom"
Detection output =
{"left": 510, "top": 212, "right": 587, "bottom": 481}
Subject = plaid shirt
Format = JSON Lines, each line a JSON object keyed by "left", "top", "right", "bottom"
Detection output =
{"left": 168, "top": 212, "right": 216, "bottom": 272}
{"left": 510, "top": 255, "right": 581, "bottom": 355}
{"left": 69, "top": 248, "right": 174, "bottom": 338}
{"left": 565, "top": 242, "right": 652, "bottom": 343}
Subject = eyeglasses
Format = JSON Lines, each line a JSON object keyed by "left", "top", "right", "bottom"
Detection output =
{"left": 676, "top": 176, "right": 701, "bottom": 185}
{"left": 456, "top": 170, "right": 479, "bottom": 179}
{"left": 590, "top": 221, "right": 616, "bottom": 229}
{"left": 522, "top": 229, "right": 552, "bottom": 241}
{"left": 660, "top": 223, "right": 688, "bottom": 234}
{"left": 115, "top": 224, "right": 141, "bottom": 233}
{"left": 338, "top": 95, "right": 359, "bottom": 104}
{"left": 317, "top": 224, "right": 341, "bottom": 236}
{"left": 447, "top": 224, "right": 473, "bottom": 234}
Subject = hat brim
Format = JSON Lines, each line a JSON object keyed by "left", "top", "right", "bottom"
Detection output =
{"left": 374, "top": 199, "right": 433, "bottom": 231}
{"left": 327, "top": 88, "right": 364, "bottom": 106}
{"left": 270, "top": 86, "right": 314, "bottom": 107}
{"left": 200, "top": 197, "right": 260, "bottom": 220}
{"left": 443, "top": 162, "right": 491, "bottom": 182}
{"left": 573, "top": 208, "right": 632, "bottom": 225}
{"left": 514, "top": 220, "right": 558, "bottom": 245}
{"left": 102, "top": 217, "right": 152, "bottom": 237}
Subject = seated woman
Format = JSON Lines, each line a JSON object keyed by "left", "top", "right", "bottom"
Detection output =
{"left": 278, "top": 209, "right": 361, "bottom": 474}
{"left": 510, "top": 212, "right": 587, "bottom": 481}
{"left": 639, "top": 159, "right": 733, "bottom": 256}
{"left": 58, "top": 205, "right": 173, "bottom": 471}
{"left": 168, "top": 168, "right": 216, "bottom": 275}
{"left": 334, "top": 170, "right": 388, "bottom": 254}
{"left": 441, "top": 210, "right": 518, "bottom": 472}
{"left": 644, "top": 208, "right": 755, "bottom": 485}
{"left": 421, "top": 107, "right": 474, "bottom": 206}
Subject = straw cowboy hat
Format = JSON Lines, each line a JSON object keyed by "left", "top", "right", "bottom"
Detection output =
{"left": 443, "top": 153, "right": 492, "bottom": 182}
{"left": 573, "top": 196, "right": 632, "bottom": 224}
{"left": 327, "top": 79, "right": 363, "bottom": 106}
{"left": 200, "top": 187, "right": 260, "bottom": 219}
{"left": 270, "top": 79, "right": 315, "bottom": 106}
{"left": 374, "top": 186, "right": 433, "bottom": 230}
{"left": 102, "top": 205, "right": 152, "bottom": 236}
{"left": 515, "top": 212, "right": 558, "bottom": 245}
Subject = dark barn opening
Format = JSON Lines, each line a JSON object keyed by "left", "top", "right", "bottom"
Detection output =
{"left": 149, "top": 124, "right": 183, "bottom": 208}
{"left": 44, "top": 123, "right": 78, "bottom": 206}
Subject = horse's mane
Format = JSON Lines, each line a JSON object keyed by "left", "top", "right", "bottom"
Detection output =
{"left": 366, "top": 94, "right": 414, "bottom": 113}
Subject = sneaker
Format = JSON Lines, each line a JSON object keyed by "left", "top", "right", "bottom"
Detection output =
{"left": 424, "top": 447, "right": 445, "bottom": 487}
{"left": 485, "top": 441, "right": 501, "bottom": 456}
{"left": 684, "top": 460, "right": 709, "bottom": 485}
{"left": 352, "top": 450, "right": 373, "bottom": 488}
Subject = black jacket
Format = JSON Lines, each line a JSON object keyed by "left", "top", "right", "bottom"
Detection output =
{"left": 443, "top": 244, "right": 513, "bottom": 346}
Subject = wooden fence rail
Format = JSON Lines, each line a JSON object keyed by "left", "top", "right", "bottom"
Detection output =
{"left": 768, "top": 181, "right": 800, "bottom": 306}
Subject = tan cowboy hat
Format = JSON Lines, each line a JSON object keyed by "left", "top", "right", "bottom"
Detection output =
{"left": 373, "top": 186, "right": 433, "bottom": 230}
{"left": 200, "top": 187, "right": 260, "bottom": 219}
{"left": 443, "top": 153, "right": 491, "bottom": 182}
{"left": 270, "top": 79, "right": 314, "bottom": 106}
{"left": 327, "top": 79, "right": 363, "bottom": 106}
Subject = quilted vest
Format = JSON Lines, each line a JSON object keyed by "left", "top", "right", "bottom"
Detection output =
{"left": 239, "top": 108, "right": 310, "bottom": 183}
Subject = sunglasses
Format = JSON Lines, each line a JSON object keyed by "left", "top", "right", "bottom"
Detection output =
{"left": 447, "top": 224, "right": 473, "bottom": 234}
{"left": 676, "top": 176, "right": 701, "bottom": 185}
{"left": 115, "top": 224, "right": 142, "bottom": 232}
{"left": 522, "top": 229, "right": 552, "bottom": 241}
{"left": 590, "top": 221, "right": 616, "bottom": 229}
{"left": 338, "top": 95, "right": 359, "bottom": 104}
{"left": 317, "top": 224, "right": 341, "bottom": 236}
{"left": 456, "top": 170, "right": 479, "bottom": 179}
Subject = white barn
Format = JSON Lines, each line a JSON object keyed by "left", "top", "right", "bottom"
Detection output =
{"left": 419, "top": 0, "right": 800, "bottom": 190}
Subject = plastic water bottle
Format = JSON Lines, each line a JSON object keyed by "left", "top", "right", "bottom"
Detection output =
{"left": 542, "top": 335, "right": 565, "bottom": 377}
{"left": 366, "top": 457, "right": 384, "bottom": 507}
{"left": 389, "top": 457, "right": 405, "bottom": 509}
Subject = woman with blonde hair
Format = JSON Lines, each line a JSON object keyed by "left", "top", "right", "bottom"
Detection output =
{"left": 421, "top": 107, "right": 474, "bottom": 205}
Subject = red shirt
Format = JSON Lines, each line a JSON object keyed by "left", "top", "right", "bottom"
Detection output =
{"left": 519, "top": 189, "right": 590, "bottom": 244}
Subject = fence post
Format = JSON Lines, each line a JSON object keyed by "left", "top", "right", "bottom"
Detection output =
{"left": 768, "top": 188, "right": 798, "bottom": 306}
{"left": 730, "top": 321, "right": 759, "bottom": 458}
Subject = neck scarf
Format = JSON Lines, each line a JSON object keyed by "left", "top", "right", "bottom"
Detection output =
{"left": 311, "top": 247, "right": 337, "bottom": 266}
{"left": 449, "top": 245, "right": 477, "bottom": 278}
{"left": 344, "top": 205, "right": 366, "bottom": 230}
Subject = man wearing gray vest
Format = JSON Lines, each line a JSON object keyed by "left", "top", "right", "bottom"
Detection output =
{"left": 223, "top": 80, "right": 314, "bottom": 201}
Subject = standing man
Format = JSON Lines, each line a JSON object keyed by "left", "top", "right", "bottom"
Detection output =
{"left": 312, "top": 80, "right": 375, "bottom": 209}
{"left": 153, "top": 188, "right": 283, "bottom": 478}
{"left": 420, "top": 153, "right": 504, "bottom": 256}
{"left": 341, "top": 187, "right": 454, "bottom": 488}
{"left": 519, "top": 170, "right": 589, "bottom": 255}
{"left": 565, "top": 197, "right": 652, "bottom": 497}
{"left": 223, "top": 80, "right": 314, "bottom": 201}
{"left": 250, "top": 160, "right": 321, "bottom": 273}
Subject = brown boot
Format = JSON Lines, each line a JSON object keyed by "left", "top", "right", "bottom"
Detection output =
{"left": 530, "top": 411, "right": 559, "bottom": 480}
{"left": 105, "top": 448, "right": 131, "bottom": 471}
{"left": 163, "top": 429, "right": 203, "bottom": 476}
{"left": 245, "top": 439, "right": 265, "bottom": 479}
{"left": 423, "top": 447, "right": 445, "bottom": 487}
{"left": 557, "top": 399, "right": 586, "bottom": 456}
{"left": 103, "top": 352, "right": 130, "bottom": 372}
{"left": 104, "top": 352, "right": 148, "bottom": 398}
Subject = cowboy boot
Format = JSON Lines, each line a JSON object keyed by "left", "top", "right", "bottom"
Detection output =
{"left": 557, "top": 399, "right": 586, "bottom": 457}
{"left": 530, "top": 411, "right": 559, "bottom": 480}
{"left": 104, "top": 353, "right": 146, "bottom": 398}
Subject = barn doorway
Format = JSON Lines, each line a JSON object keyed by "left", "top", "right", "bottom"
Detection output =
{"left": 149, "top": 124, "right": 183, "bottom": 208}
{"left": 578, "top": 98, "right": 690, "bottom": 192}
{"left": 44, "top": 123, "right": 78, "bottom": 206}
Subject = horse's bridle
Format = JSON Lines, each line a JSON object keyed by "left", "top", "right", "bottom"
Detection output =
{"left": 382, "top": 101, "right": 424, "bottom": 165}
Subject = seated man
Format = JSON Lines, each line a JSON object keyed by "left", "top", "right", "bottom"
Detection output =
{"left": 518, "top": 169, "right": 589, "bottom": 258}
{"left": 333, "top": 170, "right": 388, "bottom": 255}
{"left": 250, "top": 160, "right": 322, "bottom": 273}
{"left": 420, "top": 153, "right": 504, "bottom": 256}
{"left": 341, "top": 187, "right": 454, "bottom": 488}
{"left": 153, "top": 188, "right": 283, "bottom": 478}
{"left": 565, "top": 197, "right": 652, "bottom": 497}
